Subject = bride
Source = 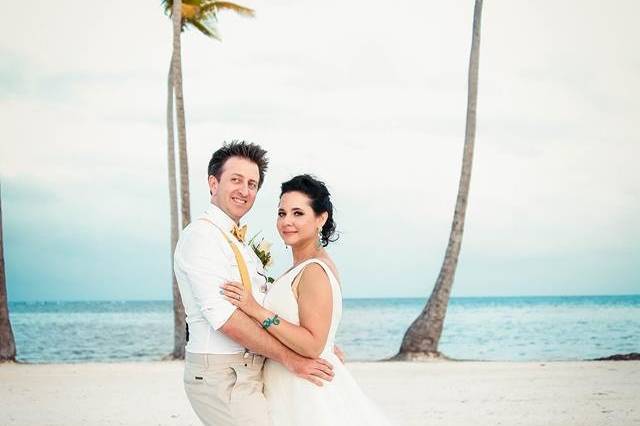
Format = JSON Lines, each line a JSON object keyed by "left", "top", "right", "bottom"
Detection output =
{"left": 221, "top": 174, "right": 391, "bottom": 426}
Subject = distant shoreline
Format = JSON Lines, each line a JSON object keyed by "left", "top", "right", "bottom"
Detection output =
{"left": 6, "top": 352, "right": 640, "bottom": 366}
{"left": 8, "top": 293, "right": 640, "bottom": 304}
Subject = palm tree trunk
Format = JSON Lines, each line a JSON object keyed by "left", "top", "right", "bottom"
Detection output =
{"left": 167, "top": 53, "right": 185, "bottom": 360}
{"left": 0, "top": 184, "right": 17, "bottom": 362}
{"left": 171, "top": 0, "right": 192, "bottom": 229}
{"left": 393, "top": 0, "right": 483, "bottom": 361}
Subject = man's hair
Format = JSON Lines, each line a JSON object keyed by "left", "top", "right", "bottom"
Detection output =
{"left": 208, "top": 140, "right": 269, "bottom": 189}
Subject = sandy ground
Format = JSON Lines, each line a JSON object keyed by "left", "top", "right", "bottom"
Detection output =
{"left": 1, "top": 360, "right": 638, "bottom": 425}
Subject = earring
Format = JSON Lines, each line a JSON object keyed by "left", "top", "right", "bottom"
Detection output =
{"left": 316, "top": 228, "right": 322, "bottom": 248}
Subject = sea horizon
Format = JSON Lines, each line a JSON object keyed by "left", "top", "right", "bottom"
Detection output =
{"left": 8, "top": 294, "right": 639, "bottom": 364}
{"left": 9, "top": 293, "right": 640, "bottom": 304}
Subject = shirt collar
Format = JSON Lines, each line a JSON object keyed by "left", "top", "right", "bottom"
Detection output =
{"left": 204, "top": 203, "right": 242, "bottom": 232}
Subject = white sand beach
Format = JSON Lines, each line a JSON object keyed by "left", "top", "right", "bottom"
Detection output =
{"left": 1, "top": 360, "right": 638, "bottom": 426}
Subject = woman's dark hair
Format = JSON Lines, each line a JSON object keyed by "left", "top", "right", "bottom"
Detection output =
{"left": 280, "top": 174, "right": 338, "bottom": 247}
{"left": 208, "top": 140, "right": 269, "bottom": 189}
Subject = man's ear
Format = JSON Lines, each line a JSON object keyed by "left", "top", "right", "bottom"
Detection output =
{"left": 208, "top": 175, "right": 218, "bottom": 196}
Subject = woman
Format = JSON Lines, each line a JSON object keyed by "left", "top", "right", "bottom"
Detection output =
{"left": 221, "top": 174, "right": 391, "bottom": 426}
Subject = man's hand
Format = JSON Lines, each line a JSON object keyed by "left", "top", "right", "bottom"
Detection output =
{"left": 284, "top": 354, "right": 334, "bottom": 387}
{"left": 333, "top": 344, "right": 346, "bottom": 364}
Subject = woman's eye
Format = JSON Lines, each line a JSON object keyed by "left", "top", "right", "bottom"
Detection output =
{"left": 294, "top": 211, "right": 303, "bottom": 216}
{"left": 277, "top": 212, "right": 285, "bottom": 217}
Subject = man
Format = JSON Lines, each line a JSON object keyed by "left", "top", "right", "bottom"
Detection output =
{"left": 174, "top": 141, "right": 334, "bottom": 426}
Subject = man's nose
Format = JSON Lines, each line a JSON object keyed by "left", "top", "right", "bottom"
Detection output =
{"left": 238, "top": 183, "right": 249, "bottom": 196}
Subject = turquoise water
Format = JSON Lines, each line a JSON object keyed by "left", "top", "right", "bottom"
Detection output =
{"left": 8, "top": 295, "right": 639, "bottom": 363}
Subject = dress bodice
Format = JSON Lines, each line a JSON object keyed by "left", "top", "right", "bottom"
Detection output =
{"left": 263, "top": 258, "right": 342, "bottom": 357}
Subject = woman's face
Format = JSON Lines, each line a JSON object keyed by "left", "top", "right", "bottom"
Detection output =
{"left": 277, "top": 191, "right": 327, "bottom": 248}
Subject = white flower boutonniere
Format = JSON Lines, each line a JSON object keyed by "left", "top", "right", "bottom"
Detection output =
{"left": 248, "top": 233, "right": 275, "bottom": 292}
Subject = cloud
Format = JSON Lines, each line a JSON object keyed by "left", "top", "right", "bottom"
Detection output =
{"left": 1, "top": 0, "right": 639, "bottom": 300}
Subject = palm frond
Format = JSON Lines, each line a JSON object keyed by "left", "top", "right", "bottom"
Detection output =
{"left": 181, "top": 3, "right": 201, "bottom": 20}
{"left": 191, "top": 19, "right": 221, "bottom": 40}
{"left": 161, "top": 0, "right": 251, "bottom": 39}
{"left": 200, "top": 2, "right": 255, "bottom": 18}
{"left": 162, "top": 0, "right": 201, "bottom": 16}
{"left": 161, "top": 0, "right": 172, "bottom": 16}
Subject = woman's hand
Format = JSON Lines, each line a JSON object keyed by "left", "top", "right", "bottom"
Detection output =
{"left": 220, "top": 281, "right": 261, "bottom": 319}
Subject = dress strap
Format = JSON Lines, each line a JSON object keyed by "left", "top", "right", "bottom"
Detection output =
{"left": 291, "top": 258, "right": 340, "bottom": 294}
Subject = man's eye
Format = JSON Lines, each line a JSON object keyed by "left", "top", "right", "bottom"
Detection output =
{"left": 249, "top": 183, "right": 257, "bottom": 190}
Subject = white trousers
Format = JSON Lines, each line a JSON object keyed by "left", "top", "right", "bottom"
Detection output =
{"left": 184, "top": 352, "right": 271, "bottom": 426}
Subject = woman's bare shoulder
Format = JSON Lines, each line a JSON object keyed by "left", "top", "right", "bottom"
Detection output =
{"left": 314, "top": 256, "right": 340, "bottom": 282}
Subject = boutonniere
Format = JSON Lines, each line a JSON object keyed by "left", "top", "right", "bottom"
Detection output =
{"left": 248, "top": 233, "right": 275, "bottom": 292}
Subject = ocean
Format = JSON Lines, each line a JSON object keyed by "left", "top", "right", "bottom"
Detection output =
{"left": 8, "top": 295, "right": 639, "bottom": 363}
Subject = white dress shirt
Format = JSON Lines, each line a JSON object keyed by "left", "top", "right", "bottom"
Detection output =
{"left": 174, "top": 203, "right": 267, "bottom": 354}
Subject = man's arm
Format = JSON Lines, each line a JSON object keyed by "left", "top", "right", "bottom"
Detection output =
{"left": 222, "top": 264, "right": 333, "bottom": 359}
{"left": 220, "top": 310, "right": 333, "bottom": 386}
{"left": 178, "top": 224, "right": 333, "bottom": 385}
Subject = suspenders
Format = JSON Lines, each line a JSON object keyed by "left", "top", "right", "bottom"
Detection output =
{"left": 198, "top": 218, "right": 252, "bottom": 292}
{"left": 185, "top": 218, "right": 253, "bottom": 343}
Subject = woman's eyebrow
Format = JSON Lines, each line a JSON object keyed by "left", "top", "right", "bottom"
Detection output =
{"left": 278, "top": 206, "right": 305, "bottom": 211}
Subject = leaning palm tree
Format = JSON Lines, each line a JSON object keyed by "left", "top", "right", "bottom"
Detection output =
{"left": 162, "top": 0, "right": 255, "bottom": 359}
{"left": 393, "top": 0, "right": 484, "bottom": 360}
{"left": 0, "top": 184, "right": 17, "bottom": 363}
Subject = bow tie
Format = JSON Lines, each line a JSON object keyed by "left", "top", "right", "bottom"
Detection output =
{"left": 231, "top": 224, "right": 247, "bottom": 243}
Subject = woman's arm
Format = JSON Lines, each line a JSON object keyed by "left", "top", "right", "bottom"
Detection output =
{"left": 221, "top": 263, "right": 333, "bottom": 358}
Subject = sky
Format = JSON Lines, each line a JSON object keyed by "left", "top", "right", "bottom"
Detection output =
{"left": 1, "top": 0, "right": 639, "bottom": 301}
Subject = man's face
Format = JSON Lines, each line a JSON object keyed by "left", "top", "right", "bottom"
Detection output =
{"left": 209, "top": 156, "right": 260, "bottom": 222}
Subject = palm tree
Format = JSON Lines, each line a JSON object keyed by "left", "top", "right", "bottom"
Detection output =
{"left": 166, "top": 50, "right": 184, "bottom": 359}
{"left": 162, "top": 0, "right": 255, "bottom": 359}
{"left": 393, "top": 0, "right": 484, "bottom": 361}
{"left": 0, "top": 184, "right": 17, "bottom": 363}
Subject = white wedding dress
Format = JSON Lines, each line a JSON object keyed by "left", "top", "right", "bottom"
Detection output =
{"left": 262, "top": 258, "right": 392, "bottom": 426}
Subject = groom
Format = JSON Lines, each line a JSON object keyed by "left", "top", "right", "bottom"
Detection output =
{"left": 174, "top": 141, "right": 334, "bottom": 426}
